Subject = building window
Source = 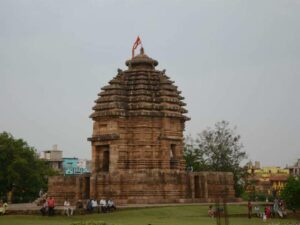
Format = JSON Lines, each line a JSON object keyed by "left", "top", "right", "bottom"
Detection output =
{"left": 170, "top": 144, "right": 177, "bottom": 169}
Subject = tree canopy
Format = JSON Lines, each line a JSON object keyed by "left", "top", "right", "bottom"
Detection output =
{"left": 0, "top": 132, "right": 55, "bottom": 202}
{"left": 184, "top": 121, "right": 247, "bottom": 196}
{"left": 281, "top": 175, "right": 300, "bottom": 210}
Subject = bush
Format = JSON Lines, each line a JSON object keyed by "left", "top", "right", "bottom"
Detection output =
{"left": 241, "top": 192, "right": 274, "bottom": 202}
{"left": 240, "top": 192, "right": 249, "bottom": 201}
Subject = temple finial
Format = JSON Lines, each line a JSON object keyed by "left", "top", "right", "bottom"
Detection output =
{"left": 140, "top": 47, "right": 144, "bottom": 55}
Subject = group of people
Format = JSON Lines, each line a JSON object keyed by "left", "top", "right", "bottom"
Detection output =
{"left": 208, "top": 199, "right": 289, "bottom": 220}
{"left": 40, "top": 196, "right": 55, "bottom": 216}
{"left": 86, "top": 198, "right": 116, "bottom": 213}
{"left": 248, "top": 199, "right": 287, "bottom": 220}
{"left": 39, "top": 197, "right": 116, "bottom": 216}
{"left": 207, "top": 205, "right": 225, "bottom": 218}
{"left": 0, "top": 200, "right": 8, "bottom": 215}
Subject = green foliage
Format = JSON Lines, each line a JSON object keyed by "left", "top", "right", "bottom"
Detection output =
{"left": 184, "top": 135, "right": 209, "bottom": 171}
{"left": 240, "top": 192, "right": 250, "bottom": 201}
{"left": 281, "top": 175, "right": 300, "bottom": 210}
{"left": 243, "top": 192, "right": 275, "bottom": 202}
{"left": 184, "top": 121, "right": 247, "bottom": 197}
{"left": 0, "top": 132, "right": 56, "bottom": 202}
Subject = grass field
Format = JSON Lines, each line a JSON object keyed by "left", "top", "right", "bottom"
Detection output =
{"left": 0, "top": 205, "right": 299, "bottom": 225}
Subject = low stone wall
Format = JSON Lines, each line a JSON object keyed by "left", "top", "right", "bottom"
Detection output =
{"left": 48, "top": 171, "right": 235, "bottom": 205}
{"left": 48, "top": 174, "right": 91, "bottom": 205}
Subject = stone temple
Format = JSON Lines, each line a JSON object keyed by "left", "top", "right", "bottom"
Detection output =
{"left": 48, "top": 47, "right": 235, "bottom": 204}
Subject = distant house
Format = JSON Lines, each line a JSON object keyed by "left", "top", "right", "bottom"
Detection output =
{"left": 246, "top": 161, "right": 289, "bottom": 197}
{"left": 287, "top": 159, "right": 300, "bottom": 177}
{"left": 63, "top": 158, "right": 91, "bottom": 175}
{"left": 40, "top": 145, "right": 63, "bottom": 172}
{"left": 40, "top": 145, "right": 91, "bottom": 175}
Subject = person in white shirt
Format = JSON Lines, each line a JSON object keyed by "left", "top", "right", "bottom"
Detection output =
{"left": 64, "top": 199, "right": 73, "bottom": 216}
{"left": 99, "top": 199, "right": 107, "bottom": 213}
{"left": 107, "top": 199, "right": 116, "bottom": 211}
{"left": 0, "top": 200, "right": 8, "bottom": 215}
{"left": 91, "top": 199, "right": 98, "bottom": 213}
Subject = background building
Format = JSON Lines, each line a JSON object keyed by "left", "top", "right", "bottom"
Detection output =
{"left": 246, "top": 161, "right": 289, "bottom": 197}
{"left": 40, "top": 145, "right": 91, "bottom": 176}
{"left": 40, "top": 145, "right": 63, "bottom": 171}
{"left": 287, "top": 159, "right": 300, "bottom": 177}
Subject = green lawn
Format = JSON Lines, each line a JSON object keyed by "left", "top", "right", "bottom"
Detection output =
{"left": 0, "top": 205, "right": 299, "bottom": 225}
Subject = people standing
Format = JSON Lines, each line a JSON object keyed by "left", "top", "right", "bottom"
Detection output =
{"left": 40, "top": 199, "right": 48, "bottom": 216}
{"left": 265, "top": 206, "right": 271, "bottom": 219}
{"left": 254, "top": 205, "right": 260, "bottom": 217}
{"left": 86, "top": 199, "right": 93, "bottom": 213}
{"left": 208, "top": 205, "right": 214, "bottom": 218}
{"left": 247, "top": 201, "right": 252, "bottom": 219}
{"left": 91, "top": 199, "right": 98, "bottom": 213}
{"left": 47, "top": 196, "right": 55, "bottom": 216}
{"left": 99, "top": 198, "right": 107, "bottom": 213}
{"left": 107, "top": 199, "right": 116, "bottom": 212}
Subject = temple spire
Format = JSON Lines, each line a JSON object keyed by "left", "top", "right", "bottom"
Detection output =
{"left": 140, "top": 47, "right": 144, "bottom": 55}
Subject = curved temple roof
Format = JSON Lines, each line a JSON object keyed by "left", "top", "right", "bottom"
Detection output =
{"left": 91, "top": 48, "right": 189, "bottom": 121}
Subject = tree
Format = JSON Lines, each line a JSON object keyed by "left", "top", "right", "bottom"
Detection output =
{"left": 281, "top": 176, "right": 300, "bottom": 210}
{"left": 184, "top": 121, "right": 247, "bottom": 197}
{"left": 0, "top": 132, "right": 56, "bottom": 202}
{"left": 184, "top": 134, "right": 209, "bottom": 171}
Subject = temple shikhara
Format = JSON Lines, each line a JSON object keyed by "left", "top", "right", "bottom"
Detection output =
{"left": 48, "top": 42, "right": 235, "bottom": 204}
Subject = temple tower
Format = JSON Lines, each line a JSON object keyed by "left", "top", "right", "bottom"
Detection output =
{"left": 89, "top": 48, "right": 189, "bottom": 174}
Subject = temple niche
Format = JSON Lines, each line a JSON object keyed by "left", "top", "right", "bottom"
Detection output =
{"left": 48, "top": 47, "right": 235, "bottom": 204}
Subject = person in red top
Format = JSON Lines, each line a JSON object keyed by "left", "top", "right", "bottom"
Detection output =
{"left": 265, "top": 206, "right": 271, "bottom": 219}
{"left": 247, "top": 201, "right": 252, "bottom": 219}
{"left": 47, "top": 196, "right": 55, "bottom": 216}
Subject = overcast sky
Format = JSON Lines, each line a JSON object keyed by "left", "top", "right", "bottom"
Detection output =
{"left": 1, "top": 0, "right": 299, "bottom": 167}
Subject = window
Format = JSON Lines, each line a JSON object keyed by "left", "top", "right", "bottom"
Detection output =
{"left": 170, "top": 144, "right": 176, "bottom": 159}
{"left": 170, "top": 144, "right": 177, "bottom": 169}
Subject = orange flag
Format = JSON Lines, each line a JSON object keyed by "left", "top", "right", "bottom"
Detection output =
{"left": 132, "top": 36, "right": 142, "bottom": 58}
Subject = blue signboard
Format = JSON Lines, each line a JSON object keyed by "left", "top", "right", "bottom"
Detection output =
{"left": 63, "top": 158, "right": 90, "bottom": 175}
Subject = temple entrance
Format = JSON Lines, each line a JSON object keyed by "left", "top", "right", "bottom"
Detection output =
{"left": 194, "top": 175, "right": 200, "bottom": 198}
